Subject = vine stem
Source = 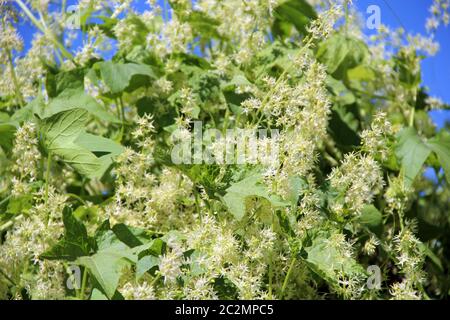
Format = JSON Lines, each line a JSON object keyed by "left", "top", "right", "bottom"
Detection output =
{"left": 280, "top": 254, "right": 297, "bottom": 299}
{"left": 409, "top": 107, "right": 415, "bottom": 127}
{"left": 151, "top": 274, "right": 162, "bottom": 287}
{"left": 45, "top": 153, "right": 52, "bottom": 206}
{"left": 344, "top": 0, "right": 350, "bottom": 35}
{"left": 117, "top": 97, "right": 126, "bottom": 141}
{"left": 193, "top": 187, "right": 201, "bottom": 215}
{"left": 14, "top": 0, "right": 75, "bottom": 62}
{"left": 268, "top": 215, "right": 275, "bottom": 299}
{"left": 0, "top": 214, "right": 23, "bottom": 232}
{"left": 268, "top": 259, "right": 273, "bottom": 299}
{"left": 66, "top": 193, "right": 88, "bottom": 205}
{"left": 79, "top": 267, "right": 88, "bottom": 300}
{"left": 6, "top": 49, "right": 24, "bottom": 106}
{"left": 1, "top": 18, "right": 24, "bottom": 106}
{"left": 0, "top": 267, "right": 16, "bottom": 286}
{"left": 0, "top": 195, "right": 11, "bottom": 207}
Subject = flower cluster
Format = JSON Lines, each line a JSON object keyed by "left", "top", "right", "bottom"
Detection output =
{"left": 0, "top": 0, "right": 448, "bottom": 302}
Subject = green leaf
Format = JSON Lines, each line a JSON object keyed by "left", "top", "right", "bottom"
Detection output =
{"left": 40, "top": 109, "right": 124, "bottom": 179}
{"left": 41, "top": 207, "right": 92, "bottom": 261}
{"left": 11, "top": 94, "right": 45, "bottom": 123}
{"left": 98, "top": 61, "right": 156, "bottom": 94}
{"left": 317, "top": 35, "right": 369, "bottom": 79}
{"left": 357, "top": 205, "right": 383, "bottom": 235}
{"left": 272, "top": 0, "right": 317, "bottom": 38}
{"left": 46, "top": 68, "right": 85, "bottom": 98}
{"left": 287, "top": 175, "right": 307, "bottom": 209}
{"left": 223, "top": 173, "right": 289, "bottom": 220}
{"left": 6, "top": 195, "right": 33, "bottom": 215}
{"left": 328, "top": 105, "right": 361, "bottom": 149}
{"left": 73, "top": 205, "right": 100, "bottom": 224}
{"left": 111, "top": 223, "right": 147, "bottom": 248}
{"left": 40, "top": 109, "right": 101, "bottom": 177}
{"left": 90, "top": 288, "right": 109, "bottom": 300}
{"left": 419, "top": 243, "right": 444, "bottom": 272}
{"left": 40, "top": 89, "right": 119, "bottom": 123}
{"left": 76, "top": 236, "right": 152, "bottom": 299}
{"left": 395, "top": 128, "right": 432, "bottom": 187}
{"left": 186, "top": 11, "right": 223, "bottom": 44}
{"left": 304, "top": 230, "right": 366, "bottom": 285}
{"left": 76, "top": 247, "right": 134, "bottom": 299}
{"left": 136, "top": 255, "right": 160, "bottom": 280}
{"left": 326, "top": 76, "right": 356, "bottom": 106}
{"left": 427, "top": 133, "right": 450, "bottom": 184}
{"left": 0, "top": 122, "right": 17, "bottom": 153}
{"left": 74, "top": 132, "right": 125, "bottom": 176}
{"left": 221, "top": 74, "right": 252, "bottom": 91}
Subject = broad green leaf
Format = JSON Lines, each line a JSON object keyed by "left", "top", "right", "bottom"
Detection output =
{"left": 272, "top": 0, "right": 317, "bottom": 37}
{"left": 186, "top": 11, "right": 223, "bottom": 44}
{"left": 40, "top": 109, "right": 123, "bottom": 179}
{"left": 221, "top": 74, "right": 253, "bottom": 91}
{"left": 111, "top": 223, "right": 147, "bottom": 248}
{"left": 346, "top": 65, "right": 376, "bottom": 91}
{"left": 51, "top": 142, "right": 103, "bottom": 178}
{"left": 317, "top": 34, "right": 350, "bottom": 74}
{"left": 46, "top": 68, "right": 84, "bottom": 98}
{"left": 6, "top": 195, "right": 33, "bottom": 215}
{"left": 11, "top": 94, "right": 45, "bottom": 123}
{"left": 76, "top": 236, "right": 153, "bottom": 298}
{"left": 326, "top": 76, "right": 356, "bottom": 106}
{"left": 0, "top": 122, "right": 17, "bottom": 153}
{"left": 74, "top": 132, "right": 125, "bottom": 176}
{"left": 395, "top": 128, "right": 432, "bottom": 187}
{"left": 419, "top": 243, "right": 444, "bottom": 272}
{"left": 76, "top": 247, "right": 134, "bottom": 299}
{"left": 40, "top": 89, "right": 119, "bottom": 123}
{"left": 136, "top": 255, "right": 160, "bottom": 280}
{"left": 317, "top": 35, "right": 369, "bottom": 79}
{"left": 427, "top": 133, "right": 450, "bottom": 184}
{"left": 95, "top": 228, "right": 129, "bottom": 251}
{"left": 90, "top": 288, "right": 108, "bottom": 300}
{"left": 287, "top": 175, "right": 307, "bottom": 209}
{"left": 358, "top": 205, "right": 382, "bottom": 228}
{"left": 98, "top": 61, "right": 156, "bottom": 94}
{"left": 73, "top": 205, "right": 100, "bottom": 225}
{"left": 40, "top": 108, "right": 88, "bottom": 143}
{"left": 347, "top": 65, "right": 375, "bottom": 82}
{"left": 41, "top": 207, "right": 93, "bottom": 261}
{"left": 357, "top": 205, "right": 383, "bottom": 235}
{"left": 328, "top": 105, "right": 360, "bottom": 149}
{"left": 304, "top": 231, "right": 366, "bottom": 285}
{"left": 0, "top": 112, "right": 8, "bottom": 122}
{"left": 223, "top": 173, "right": 289, "bottom": 220}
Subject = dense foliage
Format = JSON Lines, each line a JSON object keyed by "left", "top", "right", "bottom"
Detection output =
{"left": 0, "top": 0, "right": 449, "bottom": 300}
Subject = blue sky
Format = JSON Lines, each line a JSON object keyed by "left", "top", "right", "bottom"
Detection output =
{"left": 355, "top": 0, "right": 450, "bottom": 104}
{"left": 11, "top": 0, "right": 450, "bottom": 126}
